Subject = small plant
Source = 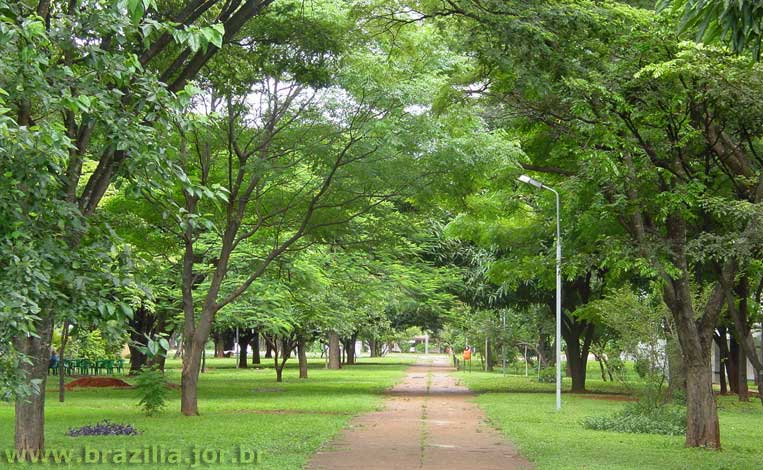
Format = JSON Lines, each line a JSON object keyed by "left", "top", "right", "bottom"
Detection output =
{"left": 67, "top": 420, "right": 140, "bottom": 437}
{"left": 582, "top": 401, "right": 686, "bottom": 436}
{"left": 537, "top": 366, "right": 556, "bottom": 383}
{"left": 134, "top": 365, "right": 168, "bottom": 416}
{"left": 633, "top": 357, "right": 651, "bottom": 379}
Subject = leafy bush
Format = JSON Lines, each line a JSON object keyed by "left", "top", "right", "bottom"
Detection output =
{"left": 582, "top": 401, "right": 686, "bottom": 436}
{"left": 134, "top": 366, "right": 168, "bottom": 416}
{"left": 538, "top": 366, "right": 556, "bottom": 383}
{"left": 67, "top": 420, "right": 140, "bottom": 437}
{"left": 634, "top": 357, "right": 651, "bottom": 379}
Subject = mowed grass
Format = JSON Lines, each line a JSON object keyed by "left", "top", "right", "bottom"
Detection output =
{"left": 0, "top": 355, "right": 415, "bottom": 470}
{"left": 457, "top": 368, "right": 763, "bottom": 470}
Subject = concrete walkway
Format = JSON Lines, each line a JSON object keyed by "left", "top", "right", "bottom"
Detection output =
{"left": 308, "top": 356, "right": 532, "bottom": 470}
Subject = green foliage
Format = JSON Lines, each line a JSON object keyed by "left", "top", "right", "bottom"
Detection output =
{"left": 133, "top": 366, "right": 168, "bottom": 417}
{"left": 634, "top": 357, "right": 651, "bottom": 379}
{"left": 662, "top": 0, "right": 763, "bottom": 58}
{"left": 582, "top": 401, "right": 686, "bottom": 436}
{"left": 538, "top": 366, "right": 556, "bottom": 383}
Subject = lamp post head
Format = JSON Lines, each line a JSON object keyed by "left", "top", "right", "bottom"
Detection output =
{"left": 518, "top": 174, "right": 544, "bottom": 189}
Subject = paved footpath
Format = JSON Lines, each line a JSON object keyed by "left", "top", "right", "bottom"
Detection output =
{"left": 308, "top": 355, "right": 533, "bottom": 470}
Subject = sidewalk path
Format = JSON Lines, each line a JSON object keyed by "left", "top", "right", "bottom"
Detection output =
{"left": 308, "top": 355, "right": 532, "bottom": 470}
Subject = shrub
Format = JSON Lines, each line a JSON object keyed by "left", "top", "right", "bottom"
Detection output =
{"left": 134, "top": 365, "right": 168, "bottom": 416}
{"left": 67, "top": 420, "right": 140, "bottom": 437}
{"left": 634, "top": 357, "right": 651, "bottom": 379}
{"left": 582, "top": 401, "right": 686, "bottom": 436}
{"left": 538, "top": 366, "right": 556, "bottom": 383}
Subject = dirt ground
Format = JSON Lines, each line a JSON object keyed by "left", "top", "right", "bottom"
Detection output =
{"left": 308, "top": 356, "right": 533, "bottom": 470}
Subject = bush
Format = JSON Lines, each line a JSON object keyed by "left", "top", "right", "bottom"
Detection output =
{"left": 582, "top": 401, "right": 686, "bottom": 436}
{"left": 538, "top": 366, "right": 556, "bottom": 383}
{"left": 134, "top": 366, "right": 168, "bottom": 416}
{"left": 634, "top": 357, "right": 651, "bottom": 379}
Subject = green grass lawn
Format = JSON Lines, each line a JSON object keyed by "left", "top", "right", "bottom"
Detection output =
{"left": 457, "top": 369, "right": 763, "bottom": 470}
{"left": 0, "top": 354, "right": 415, "bottom": 469}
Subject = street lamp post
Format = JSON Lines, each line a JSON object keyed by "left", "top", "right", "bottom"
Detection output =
{"left": 518, "top": 174, "right": 562, "bottom": 411}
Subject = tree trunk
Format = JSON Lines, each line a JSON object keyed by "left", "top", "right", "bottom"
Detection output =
{"left": 722, "top": 275, "right": 763, "bottom": 406}
{"left": 213, "top": 332, "right": 224, "bottom": 358}
{"left": 14, "top": 315, "right": 54, "bottom": 458}
{"left": 127, "top": 304, "right": 153, "bottom": 374}
{"left": 58, "top": 321, "right": 70, "bottom": 403}
{"left": 685, "top": 363, "right": 721, "bottom": 448}
{"left": 713, "top": 328, "right": 729, "bottom": 395}
{"left": 251, "top": 332, "right": 261, "bottom": 365}
{"left": 664, "top": 278, "right": 722, "bottom": 449}
{"left": 328, "top": 331, "right": 341, "bottom": 369}
{"left": 369, "top": 338, "right": 377, "bottom": 358}
{"left": 237, "top": 331, "right": 253, "bottom": 369}
{"left": 343, "top": 333, "right": 357, "bottom": 365}
{"left": 666, "top": 337, "right": 687, "bottom": 399}
{"left": 264, "top": 336, "right": 273, "bottom": 359}
{"left": 562, "top": 319, "right": 594, "bottom": 393}
{"left": 148, "top": 354, "right": 166, "bottom": 372}
{"left": 485, "top": 338, "right": 494, "bottom": 372}
{"left": 128, "top": 344, "right": 148, "bottom": 375}
{"left": 181, "top": 335, "right": 203, "bottom": 416}
{"left": 594, "top": 353, "right": 607, "bottom": 381}
{"left": 737, "top": 333, "right": 749, "bottom": 401}
{"left": 298, "top": 336, "right": 308, "bottom": 379}
{"left": 729, "top": 335, "right": 740, "bottom": 394}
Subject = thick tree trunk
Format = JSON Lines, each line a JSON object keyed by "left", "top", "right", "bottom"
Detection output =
{"left": 343, "top": 333, "right": 357, "bottom": 365}
{"left": 237, "top": 331, "right": 253, "bottom": 369}
{"left": 14, "top": 315, "right": 54, "bottom": 458}
{"left": 181, "top": 335, "right": 204, "bottom": 416}
{"left": 685, "top": 363, "right": 721, "bottom": 448}
{"left": 369, "top": 338, "right": 378, "bottom": 358}
{"left": 298, "top": 336, "right": 308, "bottom": 379}
{"left": 327, "top": 331, "right": 341, "bottom": 369}
{"left": 251, "top": 332, "right": 261, "bottom": 365}
{"left": 213, "top": 332, "right": 224, "bottom": 358}
{"left": 264, "top": 336, "right": 273, "bottom": 359}
{"left": 128, "top": 344, "right": 148, "bottom": 375}
{"left": 664, "top": 280, "right": 722, "bottom": 448}
{"left": 127, "top": 304, "right": 153, "bottom": 374}
{"left": 562, "top": 319, "right": 594, "bottom": 393}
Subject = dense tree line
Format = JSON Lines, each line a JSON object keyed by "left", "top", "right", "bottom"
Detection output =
{"left": 2, "top": 0, "right": 762, "bottom": 458}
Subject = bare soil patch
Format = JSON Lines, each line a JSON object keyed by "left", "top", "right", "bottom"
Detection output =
{"left": 65, "top": 377, "right": 131, "bottom": 390}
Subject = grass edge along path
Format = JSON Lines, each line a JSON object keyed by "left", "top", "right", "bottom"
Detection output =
{"left": 0, "top": 356, "right": 414, "bottom": 470}
{"left": 458, "top": 370, "right": 763, "bottom": 470}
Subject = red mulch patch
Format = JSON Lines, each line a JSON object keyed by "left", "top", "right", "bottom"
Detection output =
{"left": 574, "top": 394, "right": 637, "bottom": 402}
{"left": 65, "top": 377, "right": 132, "bottom": 390}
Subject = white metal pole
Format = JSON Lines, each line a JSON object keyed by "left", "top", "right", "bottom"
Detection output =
{"left": 553, "top": 188, "right": 562, "bottom": 411}
{"left": 517, "top": 175, "right": 562, "bottom": 411}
